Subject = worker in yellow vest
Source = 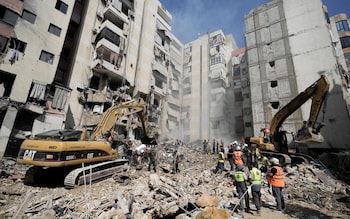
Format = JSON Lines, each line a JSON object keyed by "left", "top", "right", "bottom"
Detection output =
{"left": 234, "top": 164, "right": 250, "bottom": 213}
{"left": 249, "top": 162, "right": 262, "bottom": 215}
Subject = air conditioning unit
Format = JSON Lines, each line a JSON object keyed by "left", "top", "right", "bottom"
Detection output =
{"left": 97, "top": 11, "right": 104, "bottom": 20}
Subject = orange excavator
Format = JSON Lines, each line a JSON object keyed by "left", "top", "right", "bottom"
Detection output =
{"left": 245, "top": 75, "right": 330, "bottom": 155}
{"left": 17, "top": 98, "right": 156, "bottom": 187}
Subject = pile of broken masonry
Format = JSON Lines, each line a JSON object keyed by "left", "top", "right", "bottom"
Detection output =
{"left": 0, "top": 139, "right": 350, "bottom": 219}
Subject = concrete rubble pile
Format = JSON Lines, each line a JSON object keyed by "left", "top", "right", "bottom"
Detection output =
{"left": 0, "top": 140, "right": 350, "bottom": 219}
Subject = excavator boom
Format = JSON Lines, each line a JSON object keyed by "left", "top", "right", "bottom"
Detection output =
{"left": 246, "top": 75, "right": 330, "bottom": 153}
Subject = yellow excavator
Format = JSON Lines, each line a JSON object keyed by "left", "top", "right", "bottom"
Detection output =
{"left": 245, "top": 75, "right": 330, "bottom": 154}
{"left": 17, "top": 98, "right": 155, "bottom": 187}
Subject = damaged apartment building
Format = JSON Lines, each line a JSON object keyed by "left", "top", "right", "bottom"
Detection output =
{"left": 244, "top": 0, "right": 350, "bottom": 152}
{"left": 0, "top": 0, "right": 183, "bottom": 158}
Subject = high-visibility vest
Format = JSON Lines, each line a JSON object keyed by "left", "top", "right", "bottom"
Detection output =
{"left": 253, "top": 148, "right": 261, "bottom": 159}
{"left": 234, "top": 171, "right": 245, "bottom": 182}
{"left": 268, "top": 166, "right": 285, "bottom": 187}
{"left": 218, "top": 152, "right": 225, "bottom": 163}
{"left": 250, "top": 167, "right": 262, "bottom": 185}
{"left": 261, "top": 156, "right": 268, "bottom": 166}
{"left": 233, "top": 151, "right": 243, "bottom": 165}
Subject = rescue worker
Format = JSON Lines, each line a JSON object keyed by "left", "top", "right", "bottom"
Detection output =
{"left": 227, "top": 143, "right": 235, "bottom": 171}
{"left": 147, "top": 146, "right": 157, "bottom": 172}
{"left": 249, "top": 162, "right": 262, "bottom": 214}
{"left": 260, "top": 156, "right": 270, "bottom": 174}
{"left": 268, "top": 157, "right": 285, "bottom": 212}
{"left": 212, "top": 139, "right": 216, "bottom": 154}
{"left": 261, "top": 128, "right": 271, "bottom": 143}
{"left": 234, "top": 164, "right": 250, "bottom": 213}
{"left": 173, "top": 150, "right": 180, "bottom": 173}
{"left": 216, "top": 144, "right": 226, "bottom": 173}
{"left": 233, "top": 145, "right": 244, "bottom": 167}
{"left": 251, "top": 145, "right": 261, "bottom": 168}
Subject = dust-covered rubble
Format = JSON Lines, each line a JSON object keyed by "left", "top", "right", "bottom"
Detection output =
{"left": 0, "top": 140, "right": 350, "bottom": 219}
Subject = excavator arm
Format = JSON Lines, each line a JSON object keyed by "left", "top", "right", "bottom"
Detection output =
{"left": 87, "top": 98, "right": 149, "bottom": 141}
{"left": 245, "top": 75, "right": 330, "bottom": 154}
{"left": 269, "top": 75, "right": 330, "bottom": 149}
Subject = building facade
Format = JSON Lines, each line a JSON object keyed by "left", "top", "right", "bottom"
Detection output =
{"left": 0, "top": 0, "right": 184, "bottom": 158}
{"left": 244, "top": 0, "right": 350, "bottom": 150}
{"left": 0, "top": 0, "right": 76, "bottom": 157}
{"left": 181, "top": 30, "right": 237, "bottom": 144}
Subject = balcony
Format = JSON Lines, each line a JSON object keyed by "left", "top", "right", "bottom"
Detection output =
{"left": 152, "top": 60, "right": 167, "bottom": 77}
{"left": 91, "top": 44, "right": 125, "bottom": 80}
{"left": 26, "top": 80, "right": 71, "bottom": 115}
{"left": 103, "top": 2, "right": 129, "bottom": 25}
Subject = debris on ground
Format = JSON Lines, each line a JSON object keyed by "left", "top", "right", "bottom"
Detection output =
{"left": 0, "top": 139, "right": 349, "bottom": 219}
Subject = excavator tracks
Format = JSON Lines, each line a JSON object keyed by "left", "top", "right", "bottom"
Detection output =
{"left": 64, "top": 159, "right": 129, "bottom": 188}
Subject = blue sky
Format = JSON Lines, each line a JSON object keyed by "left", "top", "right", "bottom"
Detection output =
{"left": 160, "top": 0, "right": 349, "bottom": 48}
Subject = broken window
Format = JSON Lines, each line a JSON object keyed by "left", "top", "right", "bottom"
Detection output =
{"left": 270, "top": 80, "right": 278, "bottom": 88}
{"left": 270, "top": 101, "right": 279, "bottom": 109}
{"left": 55, "top": 0, "right": 68, "bottom": 14}
{"left": 48, "top": 23, "right": 62, "bottom": 37}
{"left": 9, "top": 38, "right": 27, "bottom": 53}
{"left": 39, "top": 50, "right": 54, "bottom": 64}
{"left": 22, "top": 9, "right": 36, "bottom": 24}
{"left": 269, "top": 61, "right": 275, "bottom": 68}
{"left": 0, "top": 6, "right": 18, "bottom": 26}
{"left": 89, "top": 75, "right": 100, "bottom": 90}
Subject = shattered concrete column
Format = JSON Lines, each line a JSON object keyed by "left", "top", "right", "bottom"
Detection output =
{"left": 0, "top": 106, "right": 18, "bottom": 158}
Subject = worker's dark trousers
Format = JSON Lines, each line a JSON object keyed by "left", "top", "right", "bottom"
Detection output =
{"left": 272, "top": 186, "right": 285, "bottom": 210}
{"left": 251, "top": 184, "right": 262, "bottom": 210}
{"left": 237, "top": 185, "right": 250, "bottom": 210}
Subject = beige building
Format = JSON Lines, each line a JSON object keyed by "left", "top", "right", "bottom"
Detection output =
{"left": 244, "top": 0, "right": 350, "bottom": 150}
{"left": 181, "top": 30, "right": 237, "bottom": 144}
{"left": 0, "top": 0, "right": 183, "bottom": 158}
{"left": 0, "top": 0, "right": 75, "bottom": 157}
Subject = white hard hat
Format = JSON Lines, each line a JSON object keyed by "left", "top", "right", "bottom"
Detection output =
{"left": 236, "top": 146, "right": 241, "bottom": 151}
{"left": 270, "top": 158, "right": 280, "bottom": 165}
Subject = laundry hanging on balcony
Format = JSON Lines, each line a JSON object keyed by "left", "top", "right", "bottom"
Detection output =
{"left": 29, "top": 80, "right": 47, "bottom": 101}
{"left": 52, "top": 85, "right": 70, "bottom": 110}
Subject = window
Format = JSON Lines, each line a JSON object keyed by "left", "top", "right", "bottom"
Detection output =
{"left": 0, "top": 6, "right": 19, "bottom": 26}
{"left": 340, "top": 36, "right": 350, "bottom": 49}
{"left": 234, "top": 92, "right": 243, "bottom": 101}
{"left": 22, "top": 9, "right": 36, "bottom": 24}
{"left": 9, "top": 38, "right": 27, "bottom": 53}
{"left": 336, "top": 20, "right": 350, "bottom": 33}
{"left": 210, "top": 55, "right": 225, "bottom": 65}
{"left": 245, "top": 122, "right": 252, "bottom": 128}
{"left": 233, "top": 66, "right": 240, "bottom": 76}
{"left": 39, "top": 50, "right": 54, "bottom": 64}
{"left": 0, "top": 36, "right": 8, "bottom": 54}
{"left": 48, "top": 23, "right": 62, "bottom": 37}
{"left": 55, "top": 0, "right": 68, "bottom": 14}
{"left": 345, "top": 53, "right": 350, "bottom": 67}
{"left": 95, "top": 28, "right": 120, "bottom": 46}
{"left": 270, "top": 80, "right": 278, "bottom": 87}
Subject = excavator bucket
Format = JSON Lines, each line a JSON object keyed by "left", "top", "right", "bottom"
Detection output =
{"left": 295, "top": 127, "right": 324, "bottom": 143}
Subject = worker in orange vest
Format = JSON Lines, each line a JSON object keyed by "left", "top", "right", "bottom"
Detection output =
{"left": 233, "top": 145, "right": 244, "bottom": 166}
{"left": 268, "top": 157, "right": 285, "bottom": 212}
